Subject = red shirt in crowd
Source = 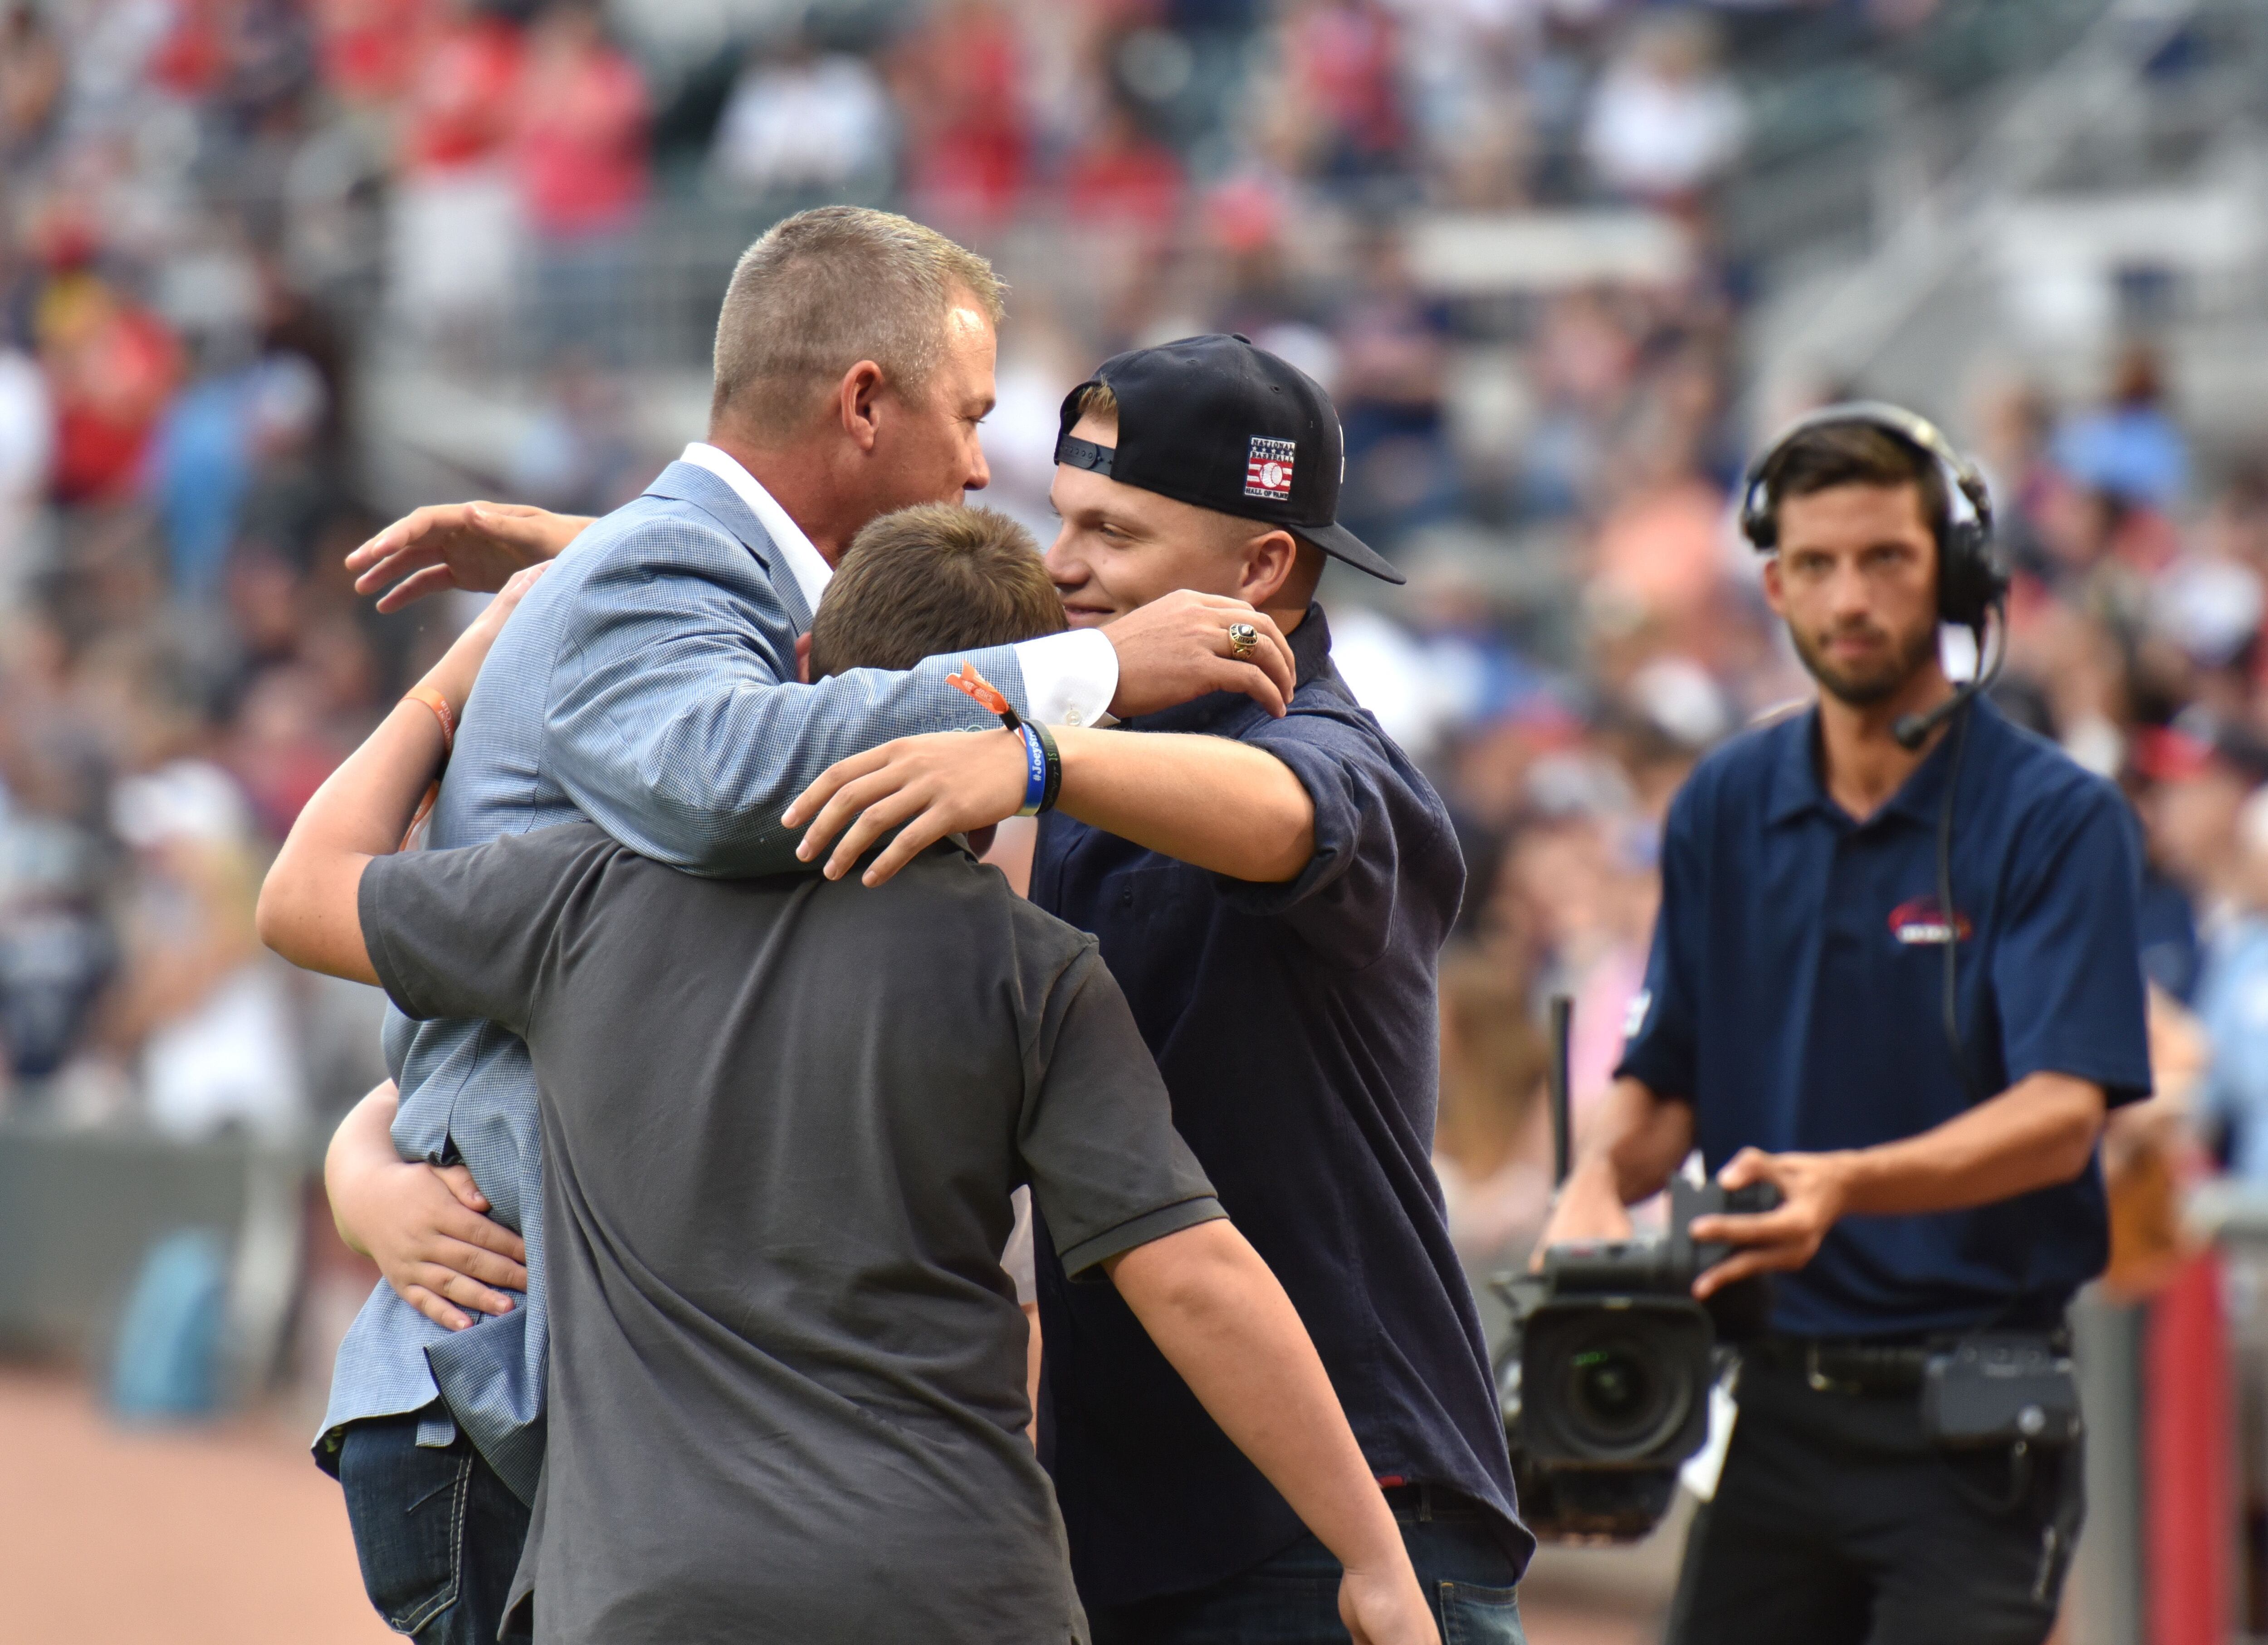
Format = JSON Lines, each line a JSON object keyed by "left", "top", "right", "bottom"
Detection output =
{"left": 401, "top": 13, "right": 524, "bottom": 175}
{"left": 512, "top": 22, "right": 650, "bottom": 239}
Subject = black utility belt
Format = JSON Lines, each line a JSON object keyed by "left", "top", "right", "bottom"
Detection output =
{"left": 1749, "top": 1330, "right": 2081, "bottom": 1449}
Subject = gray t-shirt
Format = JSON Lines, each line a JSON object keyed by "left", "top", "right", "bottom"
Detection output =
{"left": 358, "top": 822, "right": 1223, "bottom": 1645}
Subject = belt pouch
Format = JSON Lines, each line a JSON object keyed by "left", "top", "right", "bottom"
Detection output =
{"left": 1921, "top": 1332, "right": 2081, "bottom": 1448}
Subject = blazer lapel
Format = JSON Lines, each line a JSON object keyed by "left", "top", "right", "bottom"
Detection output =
{"left": 640, "top": 461, "right": 813, "bottom": 632}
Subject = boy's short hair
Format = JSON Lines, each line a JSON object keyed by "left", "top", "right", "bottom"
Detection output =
{"left": 808, "top": 504, "right": 1066, "bottom": 679}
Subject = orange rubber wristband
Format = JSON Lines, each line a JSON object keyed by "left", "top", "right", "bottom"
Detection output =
{"left": 406, "top": 684, "right": 456, "bottom": 756}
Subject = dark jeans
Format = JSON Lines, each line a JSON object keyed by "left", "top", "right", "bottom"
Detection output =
{"left": 337, "top": 1409, "right": 532, "bottom": 1643}
{"left": 1667, "top": 1359, "right": 2085, "bottom": 1645}
{"left": 1087, "top": 1485, "right": 1526, "bottom": 1645}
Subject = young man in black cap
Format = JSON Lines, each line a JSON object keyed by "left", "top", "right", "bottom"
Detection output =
{"left": 788, "top": 335, "right": 1532, "bottom": 1643}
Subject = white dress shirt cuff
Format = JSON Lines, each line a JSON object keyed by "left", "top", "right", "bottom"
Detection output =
{"left": 1012, "top": 627, "right": 1118, "bottom": 728}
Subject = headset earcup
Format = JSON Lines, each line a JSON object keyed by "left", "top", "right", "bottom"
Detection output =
{"left": 1937, "top": 523, "right": 2004, "bottom": 629}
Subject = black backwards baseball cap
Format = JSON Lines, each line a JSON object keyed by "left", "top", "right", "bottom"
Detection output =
{"left": 1053, "top": 333, "right": 1405, "bottom": 586}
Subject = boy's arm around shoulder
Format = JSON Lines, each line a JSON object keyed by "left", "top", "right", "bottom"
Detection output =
{"left": 259, "top": 563, "right": 552, "bottom": 990}
{"left": 782, "top": 721, "right": 1318, "bottom": 888}
{"left": 539, "top": 513, "right": 1022, "bottom": 876}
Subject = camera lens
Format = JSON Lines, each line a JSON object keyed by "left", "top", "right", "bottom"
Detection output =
{"left": 1556, "top": 1327, "right": 1692, "bottom": 1462}
{"left": 1576, "top": 1349, "right": 1650, "bottom": 1427}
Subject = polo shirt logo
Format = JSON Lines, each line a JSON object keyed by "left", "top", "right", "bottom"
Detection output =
{"left": 1246, "top": 437, "right": 1295, "bottom": 500}
{"left": 1889, "top": 896, "right": 1971, "bottom": 945}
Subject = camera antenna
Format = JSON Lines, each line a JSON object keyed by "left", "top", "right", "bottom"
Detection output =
{"left": 1548, "top": 995, "right": 1573, "bottom": 1189}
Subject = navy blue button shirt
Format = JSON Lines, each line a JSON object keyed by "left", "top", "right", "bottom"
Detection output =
{"left": 1618, "top": 697, "right": 2152, "bottom": 1339}
{"left": 1028, "top": 604, "right": 1529, "bottom": 1608}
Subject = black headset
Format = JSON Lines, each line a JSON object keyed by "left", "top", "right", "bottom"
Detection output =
{"left": 1738, "top": 400, "right": 2008, "bottom": 635}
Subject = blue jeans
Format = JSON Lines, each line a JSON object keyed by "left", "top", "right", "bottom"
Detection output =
{"left": 337, "top": 1409, "right": 532, "bottom": 1643}
{"left": 1087, "top": 1485, "right": 1526, "bottom": 1645}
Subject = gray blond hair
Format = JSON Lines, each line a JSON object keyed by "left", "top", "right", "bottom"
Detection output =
{"left": 709, "top": 206, "right": 1005, "bottom": 440}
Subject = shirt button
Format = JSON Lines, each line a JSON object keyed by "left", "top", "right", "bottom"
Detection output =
{"left": 1064, "top": 707, "right": 1083, "bottom": 727}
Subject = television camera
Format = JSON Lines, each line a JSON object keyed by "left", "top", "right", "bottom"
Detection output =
{"left": 1494, "top": 998, "right": 1778, "bottom": 1542}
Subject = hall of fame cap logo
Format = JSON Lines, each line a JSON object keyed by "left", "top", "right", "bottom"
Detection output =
{"left": 1245, "top": 436, "right": 1296, "bottom": 501}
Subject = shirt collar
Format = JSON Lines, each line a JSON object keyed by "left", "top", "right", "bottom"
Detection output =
{"left": 677, "top": 441, "right": 832, "bottom": 620}
{"left": 1764, "top": 695, "right": 1997, "bottom": 830}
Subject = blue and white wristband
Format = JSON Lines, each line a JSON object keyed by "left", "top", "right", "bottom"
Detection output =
{"left": 1015, "top": 721, "right": 1063, "bottom": 817}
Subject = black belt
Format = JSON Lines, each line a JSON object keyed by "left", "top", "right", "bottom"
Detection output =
{"left": 1749, "top": 1337, "right": 1936, "bottom": 1396}
{"left": 1750, "top": 1328, "right": 2072, "bottom": 1398}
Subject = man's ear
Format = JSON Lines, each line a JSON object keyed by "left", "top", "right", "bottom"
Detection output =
{"left": 837, "top": 361, "right": 886, "bottom": 454}
{"left": 1238, "top": 529, "right": 1302, "bottom": 607}
{"left": 795, "top": 631, "right": 813, "bottom": 683}
{"left": 1760, "top": 555, "right": 1788, "bottom": 619}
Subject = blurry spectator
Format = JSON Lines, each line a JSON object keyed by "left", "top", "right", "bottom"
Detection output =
{"left": 234, "top": 348, "right": 336, "bottom": 563}
{"left": 0, "top": 3, "right": 64, "bottom": 160}
{"left": 386, "top": 0, "right": 523, "bottom": 344}
{"left": 225, "top": 661, "right": 346, "bottom": 839}
{"left": 512, "top": 1, "right": 649, "bottom": 360}
{"left": 1432, "top": 945, "right": 1554, "bottom": 1275}
{"left": 0, "top": 331, "right": 52, "bottom": 607}
{"left": 1281, "top": 0, "right": 1406, "bottom": 180}
{"left": 152, "top": 348, "right": 327, "bottom": 601}
{"left": 36, "top": 267, "right": 182, "bottom": 504}
{"left": 2135, "top": 724, "right": 2268, "bottom": 937}
{"left": 898, "top": 0, "right": 1031, "bottom": 228}
{"left": 0, "top": 734, "right": 115, "bottom": 1092}
{"left": 1582, "top": 12, "right": 1745, "bottom": 203}
{"left": 511, "top": 3, "right": 647, "bottom": 242}
{"left": 1589, "top": 470, "right": 1731, "bottom": 635}
{"left": 507, "top": 350, "right": 649, "bottom": 517}
{"left": 313, "top": 0, "right": 430, "bottom": 108}
{"left": 1498, "top": 787, "right": 1655, "bottom": 1139}
{"left": 1334, "top": 235, "right": 1453, "bottom": 543}
{"left": 107, "top": 758, "right": 304, "bottom": 1141}
{"left": 1061, "top": 101, "right": 1185, "bottom": 231}
{"left": 2053, "top": 343, "right": 2190, "bottom": 512}
{"left": 709, "top": 37, "right": 894, "bottom": 197}
{"left": 2197, "top": 788, "right": 2268, "bottom": 1182}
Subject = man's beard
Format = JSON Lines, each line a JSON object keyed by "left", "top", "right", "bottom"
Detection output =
{"left": 1789, "top": 616, "right": 1940, "bottom": 707}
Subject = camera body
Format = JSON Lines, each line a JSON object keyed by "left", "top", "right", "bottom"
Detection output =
{"left": 1496, "top": 1176, "right": 1780, "bottom": 1542}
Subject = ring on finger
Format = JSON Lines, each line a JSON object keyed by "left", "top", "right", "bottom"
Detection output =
{"left": 1227, "top": 621, "right": 1259, "bottom": 659}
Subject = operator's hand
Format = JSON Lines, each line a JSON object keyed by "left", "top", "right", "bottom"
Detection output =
{"left": 782, "top": 728, "right": 1029, "bottom": 886}
{"left": 1528, "top": 1160, "right": 1635, "bottom": 1271}
{"left": 1339, "top": 1562, "right": 1441, "bottom": 1645}
{"left": 332, "top": 1155, "right": 529, "bottom": 1331}
{"left": 347, "top": 502, "right": 590, "bottom": 613}
{"left": 1686, "top": 1147, "right": 1852, "bottom": 1299}
{"left": 1104, "top": 589, "right": 1297, "bottom": 719}
{"left": 416, "top": 562, "right": 551, "bottom": 722}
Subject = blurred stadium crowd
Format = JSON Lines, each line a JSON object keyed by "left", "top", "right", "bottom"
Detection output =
{"left": 0, "top": 0, "right": 2256, "bottom": 1317}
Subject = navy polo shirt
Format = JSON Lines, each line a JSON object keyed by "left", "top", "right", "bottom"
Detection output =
{"left": 1618, "top": 697, "right": 2151, "bottom": 1340}
{"left": 1028, "top": 604, "right": 1530, "bottom": 1609}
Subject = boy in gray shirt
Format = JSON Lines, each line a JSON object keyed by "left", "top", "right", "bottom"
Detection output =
{"left": 260, "top": 507, "right": 1437, "bottom": 1645}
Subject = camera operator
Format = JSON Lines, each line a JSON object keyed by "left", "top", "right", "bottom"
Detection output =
{"left": 1539, "top": 407, "right": 2151, "bottom": 1645}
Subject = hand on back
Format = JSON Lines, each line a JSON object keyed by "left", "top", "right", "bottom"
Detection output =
{"left": 347, "top": 502, "right": 588, "bottom": 613}
{"left": 1103, "top": 588, "right": 1296, "bottom": 719}
{"left": 333, "top": 1154, "right": 529, "bottom": 1332}
{"left": 783, "top": 727, "right": 1027, "bottom": 886}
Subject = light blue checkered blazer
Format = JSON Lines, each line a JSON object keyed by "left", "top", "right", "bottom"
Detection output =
{"left": 321, "top": 460, "right": 1037, "bottom": 1501}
